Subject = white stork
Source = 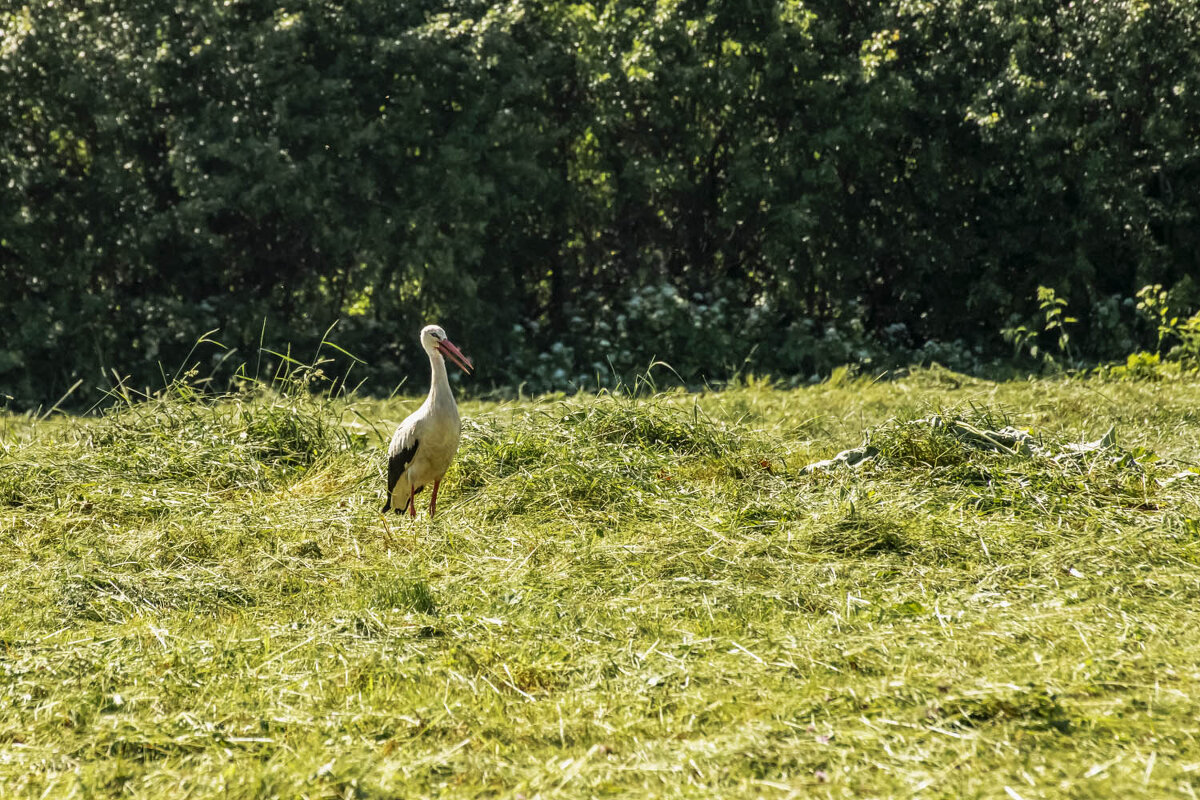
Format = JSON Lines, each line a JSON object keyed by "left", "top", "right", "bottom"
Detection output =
{"left": 382, "top": 324, "right": 473, "bottom": 517}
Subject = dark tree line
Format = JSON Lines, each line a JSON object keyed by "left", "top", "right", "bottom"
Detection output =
{"left": 3, "top": 0, "right": 1199, "bottom": 407}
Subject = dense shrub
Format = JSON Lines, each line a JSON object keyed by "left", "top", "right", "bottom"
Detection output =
{"left": 2, "top": 0, "right": 1198, "bottom": 407}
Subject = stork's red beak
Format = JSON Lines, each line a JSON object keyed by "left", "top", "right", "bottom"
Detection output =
{"left": 437, "top": 338, "right": 473, "bottom": 374}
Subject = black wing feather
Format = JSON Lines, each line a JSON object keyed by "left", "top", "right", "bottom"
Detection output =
{"left": 382, "top": 437, "right": 419, "bottom": 512}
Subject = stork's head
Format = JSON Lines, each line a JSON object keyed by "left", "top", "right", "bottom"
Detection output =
{"left": 420, "top": 324, "right": 473, "bottom": 374}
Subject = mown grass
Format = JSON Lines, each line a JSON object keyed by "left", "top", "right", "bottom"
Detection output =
{"left": 3, "top": 369, "right": 1200, "bottom": 798}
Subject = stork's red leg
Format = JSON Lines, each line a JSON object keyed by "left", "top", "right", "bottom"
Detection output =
{"left": 430, "top": 479, "right": 441, "bottom": 518}
{"left": 407, "top": 483, "right": 417, "bottom": 518}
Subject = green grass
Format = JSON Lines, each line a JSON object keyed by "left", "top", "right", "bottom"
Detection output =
{"left": 3, "top": 369, "right": 1200, "bottom": 798}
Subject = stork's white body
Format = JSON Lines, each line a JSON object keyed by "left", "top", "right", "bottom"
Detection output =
{"left": 383, "top": 325, "right": 472, "bottom": 516}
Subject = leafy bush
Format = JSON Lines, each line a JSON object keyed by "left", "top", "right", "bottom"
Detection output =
{"left": 3, "top": 0, "right": 1199, "bottom": 408}
{"left": 1137, "top": 284, "right": 1200, "bottom": 367}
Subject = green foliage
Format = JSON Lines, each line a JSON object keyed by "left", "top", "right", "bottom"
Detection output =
{"left": 1099, "top": 350, "right": 1166, "bottom": 382}
{"left": 1038, "top": 287, "right": 1077, "bottom": 364}
{"left": 1002, "top": 286, "right": 1079, "bottom": 369}
{"left": 1136, "top": 284, "right": 1175, "bottom": 353}
{"left": 1137, "top": 283, "right": 1200, "bottom": 367}
{"left": 3, "top": 0, "right": 1200, "bottom": 407}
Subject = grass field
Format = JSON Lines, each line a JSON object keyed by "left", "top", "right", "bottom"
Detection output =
{"left": 3, "top": 367, "right": 1200, "bottom": 799}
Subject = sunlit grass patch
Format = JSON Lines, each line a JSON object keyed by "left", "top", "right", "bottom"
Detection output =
{"left": 4, "top": 373, "right": 1200, "bottom": 797}
{"left": 809, "top": 508, "right": 914, "bottom": 556}
{"left": 453, "top": 393, "right": 756, "bottom": 522}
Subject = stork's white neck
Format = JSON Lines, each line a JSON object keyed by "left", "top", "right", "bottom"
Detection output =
{"left": 427, "top": 350, "right": 454, "bottom": 406}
